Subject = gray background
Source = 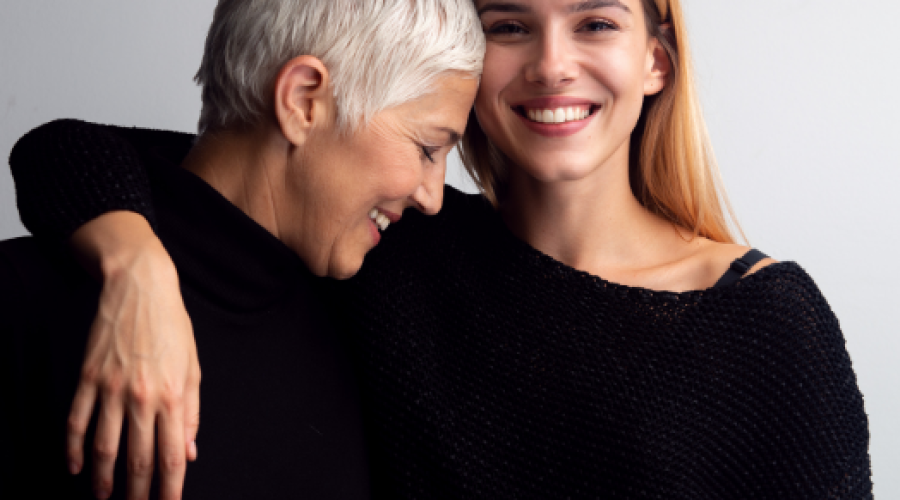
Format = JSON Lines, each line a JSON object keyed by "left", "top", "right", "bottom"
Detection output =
{"left": 2, "top": 1, "right": 897, "bottom": 496}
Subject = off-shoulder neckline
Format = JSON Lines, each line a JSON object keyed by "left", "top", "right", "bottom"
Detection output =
{"left": 445, "top": 188, "right": 803, "bottom": 302}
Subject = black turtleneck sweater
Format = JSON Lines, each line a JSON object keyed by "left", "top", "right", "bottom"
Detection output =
{"left": 1, "top": 130, "right": 370, "bottom": 499}
{"left": 6, "top": 120, "right": 872, "bottom": 499}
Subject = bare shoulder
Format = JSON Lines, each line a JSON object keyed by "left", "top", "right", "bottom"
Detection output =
{"left": 694, "top": 240, "right": 779, "bottom": 288}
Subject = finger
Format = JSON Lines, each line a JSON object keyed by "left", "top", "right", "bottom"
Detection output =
{"left": 92, "top": 394, "right": 126, "bottom": 500}
{"left": 157, "top": 403, "right": 187, "bottom": 500}
{"left": 66, "top": 379, "right": 98, "bottom": 475}
{"left": 126, "top": 405, "right": 156, "bottom": 500}
{"left": 183, "top": 375, "right": 200, "bottom": 462}
{"left": 187, "top": 440, "right": 198, "bottom": 463}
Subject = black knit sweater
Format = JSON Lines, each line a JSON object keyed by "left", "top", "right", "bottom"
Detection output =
{"left": 8, "top": 120, "right": 873, "bottom": 499}
{"left": 3, "top": 134, "right": 370, "bottom": 498}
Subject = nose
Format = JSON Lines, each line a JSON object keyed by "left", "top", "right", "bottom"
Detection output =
{"left": 525, "top": 30, "right": 578, "bottom": 88}
{"left": 409, "top": 160, "right": 445, "bottom": 216}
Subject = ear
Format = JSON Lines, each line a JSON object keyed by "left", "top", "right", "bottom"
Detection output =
{"left": 644, "top": 26, "right": 672, "bottom": 96}
{"left": 273, "top": 55, "right": 332, "bottom": 146}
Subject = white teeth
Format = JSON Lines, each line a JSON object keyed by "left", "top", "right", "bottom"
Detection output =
{"left": 553, "top": 108, "right": 565, "bottom": 123}
{"left": 525, "top": 106, "right": 592, "bottom": 124}
{"left": 376, "top": 214, "right": 389, "bottom": 231}
{"left": 369, "top": 208, "right": 390, "bottom": 231}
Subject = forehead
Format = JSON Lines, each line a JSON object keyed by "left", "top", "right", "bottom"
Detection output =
{"left": 399, "top": 74, "right": 477, "bottom": 115}
{"left": 371, "top": 74, "right": 476, "bottom": 134}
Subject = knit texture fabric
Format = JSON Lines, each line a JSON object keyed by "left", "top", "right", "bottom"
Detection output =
{"left": 10, "top": 119, "right": 160, "bottom": 238}
{"left": 342, "top": 190, "right": 872, "bottom": 499}
{"left": 8, "top": 120, "right": 873, "bottom": 499}
{"left": 1, "top": 146, "right": 371, "bottom": 498}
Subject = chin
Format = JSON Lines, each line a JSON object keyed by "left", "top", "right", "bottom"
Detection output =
{"left": 326, "top": 255, "right": 365, "bottom": 281}
{"left": 328, "top": 264, "right": 362, "bottom": 281}
{"left": 513, "top": 155, "right": 601, "bottom": 183}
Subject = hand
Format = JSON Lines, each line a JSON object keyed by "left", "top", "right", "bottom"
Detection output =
{"left": 67, "top": 212, "right": 201, "bottom": 500}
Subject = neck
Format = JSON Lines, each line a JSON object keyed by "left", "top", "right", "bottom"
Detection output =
{"left": 181, "top": 126, "right": 290, "bottom": 241}
{"left": 501, "top": 144, "right": 683, "bottom": 276}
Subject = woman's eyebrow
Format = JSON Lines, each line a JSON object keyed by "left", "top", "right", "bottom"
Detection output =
{"left": 478, "top": 1, "right": 631, "bottom": 16}
{"left": 437, "top": 128, "right": 462, "bottom": 146}
{"left": 570, "top": 1, "right": 631, "bottom": 14}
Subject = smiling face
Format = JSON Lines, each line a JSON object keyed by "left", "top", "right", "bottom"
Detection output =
{"left": 474, "top": 0, "right": 667, "bottom": 184}
{"left": 284, "top": 74, "right": 478, "bottom": 279}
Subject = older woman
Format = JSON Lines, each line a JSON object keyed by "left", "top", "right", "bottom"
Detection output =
{"left": 1, "top": 0, "right": 481, "bottom": 498}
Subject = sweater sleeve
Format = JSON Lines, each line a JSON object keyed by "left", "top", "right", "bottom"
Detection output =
{"left": 0, "top": 242, "right": 23, "bottom": 490}
{"left": 760, "top": 266, "right": 872, "bottom": 498}
{"left": 8, "top": 119, "right": 164, "bottom": 240}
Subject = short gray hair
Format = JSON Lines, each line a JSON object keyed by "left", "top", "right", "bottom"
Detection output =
{"left": 195, "top": 0, "right": 485, "bottom": 134}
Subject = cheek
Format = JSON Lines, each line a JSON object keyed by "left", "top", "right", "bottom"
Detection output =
{"left": 474, "top": 78, "right": 515, "bottom": 153}
{"left": 589, "top": 45, "right": 650, "bottom": 103}
{"left": 480, "top": 46, "right": 514, "bottom": 90}
{"left": 476, "top": 47, "right": 519, "bottom": 114}
{"left": 366, "top": 149, "right": 423, "bottom": 200}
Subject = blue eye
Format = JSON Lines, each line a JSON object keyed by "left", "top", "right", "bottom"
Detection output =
{"left": 581, "top": 20, "right": 617, "bottom": 32}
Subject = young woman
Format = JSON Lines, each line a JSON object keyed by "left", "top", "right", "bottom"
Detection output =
{"left": 9, "top": 0, "right": 871, "bottom": 498}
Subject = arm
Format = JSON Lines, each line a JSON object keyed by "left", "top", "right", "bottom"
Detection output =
{"left": 800, "top": 309, "right": 871, "bottom": 498}
{"left": 9, "top": 119, "right": 159, "bottom": 240}
{"left": 763, "top": 269, "right": 872, "bottom": 498}
{"left": 0, "top": 244, "right": 27, "bottom": 492}
{"left": 9, "top": 120, "right": 200, "bottom": 500}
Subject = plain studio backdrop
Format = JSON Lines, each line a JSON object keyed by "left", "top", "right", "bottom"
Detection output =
{"left": 2, "top": 1, "right": 898, "bottom": 496}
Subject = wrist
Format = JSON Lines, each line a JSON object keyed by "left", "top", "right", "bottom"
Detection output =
{"left": 70, "top": 211, "right": 175, "bottom": 282}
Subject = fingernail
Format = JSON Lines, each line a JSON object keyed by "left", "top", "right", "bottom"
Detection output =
{"left": 68, "top": 460, "right": 80, "bottom": 475}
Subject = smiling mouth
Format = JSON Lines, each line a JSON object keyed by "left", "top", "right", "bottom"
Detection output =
{"left": 369, "top": 208, "right": 391, "bottom": 232}
{"left": 514, "top": 104, "right": 601, "bottom": 124}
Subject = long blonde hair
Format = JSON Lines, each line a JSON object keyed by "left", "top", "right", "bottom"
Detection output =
{"left": 459, "top": 0, "right": 743, "bottom": 244}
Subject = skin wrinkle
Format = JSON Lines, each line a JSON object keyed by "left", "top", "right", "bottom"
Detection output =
{"left": 259, "top": 148, "right": 282, "bottom": 241}
{"left": 241, "top": 163, "right": 255, "bottom": 230}
{"left": 435, "top": 127, "right": 462, "bottom": 147}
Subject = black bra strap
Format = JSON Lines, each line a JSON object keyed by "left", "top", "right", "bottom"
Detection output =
{"left": 713, "top": 249, "right": 769, "bottom": 288}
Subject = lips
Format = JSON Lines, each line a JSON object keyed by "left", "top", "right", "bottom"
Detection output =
{"left": 377, "top": 208, "right": 401, "bottom": 224}
{"left": 368, "top": 207, "right": 402, "bottom": 232}
{"left": 511, "top": 97, "right": 601, "bottom": 126}
{"left": 514, "top": 96, "right": 596, "bottom": 108}
{"left": 509, "top": 97, "right": 601, "bottom": 137}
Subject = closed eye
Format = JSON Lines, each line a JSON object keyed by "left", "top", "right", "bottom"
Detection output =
{"left": 421, "top": 145, "right": 439, "bottom": 163}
